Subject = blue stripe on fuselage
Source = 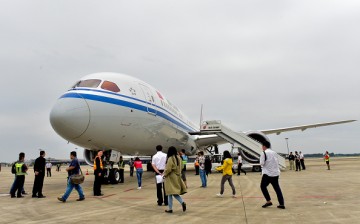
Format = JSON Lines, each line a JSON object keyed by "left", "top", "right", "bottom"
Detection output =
{"left": 60, "top": 92, "right": 196, "bottom": 133}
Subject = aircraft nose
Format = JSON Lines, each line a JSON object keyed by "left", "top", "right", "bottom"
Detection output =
{"left": 49, "top": 93, "right": 90, "bottom": 140}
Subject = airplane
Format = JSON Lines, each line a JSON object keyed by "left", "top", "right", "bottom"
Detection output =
{"left": 49, "top": 72, "right": 356, "bottom": 182}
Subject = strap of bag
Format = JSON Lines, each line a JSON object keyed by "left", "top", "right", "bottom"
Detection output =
{"left": 263, "top": 151, "right": 267, "bottom": 162}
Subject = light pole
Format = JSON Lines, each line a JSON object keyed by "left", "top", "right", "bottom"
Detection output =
{"left": 285, "top": 138, "right": 289, "bottom": 155}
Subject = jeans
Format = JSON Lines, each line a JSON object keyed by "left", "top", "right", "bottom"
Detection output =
{"left": 199, "top": 169, "right": 207, "bottom": 187}
{"left": 168, "top": 194, "right": 183, "bottom": 210}
{"left": 136, "top": 169, "right": 143, "bottom": 187}
{"left": 61, "top": 178, "right": 84, "bottom": 201}
{"left": 260, "top": 174, "right": 284, "bottom": 206}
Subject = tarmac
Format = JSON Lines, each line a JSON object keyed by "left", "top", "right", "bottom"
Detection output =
{"left": 0, "top": 157, "right": 359, "bottom": 224}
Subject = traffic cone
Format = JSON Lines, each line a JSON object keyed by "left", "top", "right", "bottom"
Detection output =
{"left": 86, "top": 169, "right": 89, "bottom": 175}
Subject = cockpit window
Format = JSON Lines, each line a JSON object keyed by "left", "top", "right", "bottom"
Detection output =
{"left": 101, "top": 81, "right": 120, "bottom": 92}
{"left": 72, "top": 79, "right": 101, "bottom": 88}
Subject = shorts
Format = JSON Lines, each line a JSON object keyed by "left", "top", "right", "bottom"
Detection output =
{"left": 326, "top": 161, "right": 329, "bottom": 164}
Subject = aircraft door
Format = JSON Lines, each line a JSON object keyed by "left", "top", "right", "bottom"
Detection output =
{"left": 139, "top": 83, "right": 157, "bottom": 115}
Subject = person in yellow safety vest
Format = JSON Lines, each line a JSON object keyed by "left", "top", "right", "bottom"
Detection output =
{"left": 10, "top": 152, "right": 28, "bottom": 198}
{"left": 180, "top": 149, "right": 188, "bottom": 188}
{"left": 118, "top": 156, "right": 125, "bottom": 183}
{"left": 93, "top": 151, "right": 104, "bottom": 196}
{"left": 324, "top": 151, "right": 330, "bottom": 170}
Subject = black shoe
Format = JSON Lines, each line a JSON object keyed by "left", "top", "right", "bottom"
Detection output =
{"left": 32, "top": 195, "right": 38, "bottom": 198}
{"left": 165, "top": 210, "right": 173, "bottom": 213}
{"left": 22, "top": 192, "right": 28, "bottom": 195}
{"left": 262, "top": 202, "right": 273, "bottom": 208}
{"left": 38, "top": 195, "right": 46, "bottom": 198}
{"left": 57, "top": 197, "right": 66, "bottom": 202}
{"left": 94, "top": 194, "right": 104, "bottom": 196}
{"left": 182, "top": 202, "right": 187, "bottom": 212}
{"left": 76, "top": 198, "right": 85, "bottom": 201}
{"left": 277, "top": 205, "right": 285, "bottom": 209}
{"left": 11, "top": 195, "right": 16, "bottom": 198}
{"left": 157, "top": 204, "right": 162, "bottom": 206}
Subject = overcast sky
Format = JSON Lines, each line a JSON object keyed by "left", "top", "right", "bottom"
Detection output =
{"left": 1, "top": 1, "right": 359, "bottom": 162}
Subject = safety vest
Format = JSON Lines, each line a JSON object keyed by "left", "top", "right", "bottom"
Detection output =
{"left": 93, "top": 156, "right": 103, "bottom": 170}
{"left": 15, "top": 162, "right": 26, "bottom": 175}
{"left": 324, "top": 155, "right": 330, "bottom": 161}
{"left": 195, "top": 160, "right": 199, "bottom": 166}
{"left": 118, "top": 160, "right": 125, "bottom": 169}
{"left": 182, "top": 155, "right": 188, "bottom": 167}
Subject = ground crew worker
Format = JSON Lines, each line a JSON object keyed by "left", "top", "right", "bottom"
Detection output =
{"left": 324, "top": 151, "right": 330, "bottom": 170}
{"left": 180, "top": 149, "right": 188, "bottom": 188}
{"left": 93, "top": 151, "right": 104, "bottom": 196}
{"left": 118, "top": 156, "right": 125, "bottom": 183}
{"left": 10, "top": 152, "right": 28, "bottom": 198}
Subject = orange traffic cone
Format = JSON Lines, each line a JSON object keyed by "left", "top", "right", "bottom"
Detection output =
{"left": 86, "top": 169, "right": 89, "bottom": 175}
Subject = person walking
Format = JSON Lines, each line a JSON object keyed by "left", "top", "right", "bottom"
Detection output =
{"left": 46, "top": 161, "right": 52, "bottom": 177}
{"left": 198, "top": 151, "right": 207, "bottom": 188}
{"left": 118, "top": 156, "right": 125, "bottom": 183}
{"left": 288, "top": 152, "right": 295, "bottom": 170}
{"left": 163, "top": 146, "right": 187, "bottom": 213}
{"left": 151, "top": 145, "right": 168, "bottom": 206}
{"left": 134, "top": 157, "right": 143, "bottom": 189}
{"left": 324, "top": 151, "right": 331, "bottom": 170}
{"left": 260, "top": 141, "right": 285, "bottom": 209}
{"left": 57, "top": 151, "right": 85, "bottom": 202}
{"left": 216, "top": 150, "right": 236, "bottom": 198}
{"left": 10, "top": 152, "right": 28, "bottom": 198}
{"left": 299, "top": 151, "right": 306, "bottom": 170}
{"left": 129, "top": 158, "right": 135, "bottom": 177}
{"left": 32, "top": 150, "right": 46, "bottom": 198}
{"left": 93, "top": 151, "right": 104, "bottom": 196}
{"left": 237, "top": 153, "right": 247, "bottom": 176}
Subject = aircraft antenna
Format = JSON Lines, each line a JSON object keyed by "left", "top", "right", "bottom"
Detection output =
{"left": 199, "top": 104, "right": 203, "bottom": 129}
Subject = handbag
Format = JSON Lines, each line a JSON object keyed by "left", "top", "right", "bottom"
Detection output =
{"left": 70, "top": 166, "right": 85, "bottom": 184}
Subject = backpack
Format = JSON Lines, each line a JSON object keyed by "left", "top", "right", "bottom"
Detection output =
{"left": 11, "top": 162, "right": 16, "bottom": 174}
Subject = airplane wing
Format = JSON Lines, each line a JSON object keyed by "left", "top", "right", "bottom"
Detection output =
{"left": 193, "top": 119, "right": 356, "bottom": 147}
{"left": 260, "top": 119, "right": 356, "bottom": 135}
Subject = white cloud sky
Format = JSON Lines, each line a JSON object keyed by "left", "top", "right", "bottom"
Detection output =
{"left": 0, "top": 0, "right": 359, "bottom": 162}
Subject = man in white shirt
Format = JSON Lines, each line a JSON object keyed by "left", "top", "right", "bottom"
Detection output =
{"left": 237, "top": 153, "right": 247, "bottom": 176}
{"left": 46, "top": 161, "right": 52, "bottom": 177}
{"left": 260, "top": 141, "right": 285, "bottom": 209}
{"left": 299, "top": 151, "right": 306, "bottom": 170}
{"left": 151, "top": 145, "right": 168, "bottom": 206}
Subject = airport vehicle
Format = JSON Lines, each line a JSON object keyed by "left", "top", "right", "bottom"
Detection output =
{"left": 50, "top": 72, "right": 355, "bottom": 183}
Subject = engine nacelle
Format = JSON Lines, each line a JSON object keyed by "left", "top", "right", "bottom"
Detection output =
{"left": 245, "top": 131, "right": 271, "bottom": 147}
{"left": 235, "top": 131, "right": 271, "bottom": 164}
{"left": 83, "top": 149, "right": 96, "bottom": 166}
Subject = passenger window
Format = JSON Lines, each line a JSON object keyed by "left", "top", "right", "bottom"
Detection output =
{"left": 101, "top": 81, "right": 120, "bottom": 92}
{"left": 72, "top": 79, "right": 101, "bottom": 88}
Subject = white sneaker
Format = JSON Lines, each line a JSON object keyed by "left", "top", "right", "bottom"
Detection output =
{"left": 137, "top": 187, "right": 141, "bottom": 190}
{"left": 216, "top": 194, "right": 223, "bottom": 197}
{"left": 232, "top": 195, "right": 237, "bottom": 198}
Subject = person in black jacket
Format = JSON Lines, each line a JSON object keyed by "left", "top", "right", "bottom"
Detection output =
{"left": 93, "top": 151, "right": 104, "bottom": 196}
{"left": 32, "top": 150, "right": 46, "bottom": 198}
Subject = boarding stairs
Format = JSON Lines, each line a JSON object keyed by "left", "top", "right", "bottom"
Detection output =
{"left": 197, "top": 120, "right": 286, "bottom": 170}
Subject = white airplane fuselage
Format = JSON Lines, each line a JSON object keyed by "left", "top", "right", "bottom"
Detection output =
{"left": 50, "top": 72, "right": 199, "bottom": 156}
